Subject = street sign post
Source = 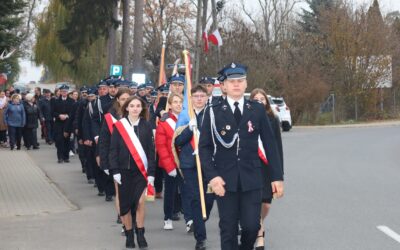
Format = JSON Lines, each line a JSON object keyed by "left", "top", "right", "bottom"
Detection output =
{"left": 110, "top": 65, "right": 123, "bottom": 77}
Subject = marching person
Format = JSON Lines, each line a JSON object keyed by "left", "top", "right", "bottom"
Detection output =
{"left": 99, "top": 88, "right": 130, "bottom": 205}
{"left": 250, "top": 88, "right": 284, "bottom": 250}
{"left": 156, "top": 93, "right": 190, "bottom": 230}
{"left": 174, "top": 84, "right": 215, "bottom": 250}
{"left": 0, "top": 90, "right": 8, "bottom": 146}
{"left": 23, "top": 94, "right": 43, "bottom": 150}
{"left": 52, "top": 84, "right": 74, "bottom": 163}
{"left": 73, "top": 86, "right": 89, "bottom": 174}
{"left": 199, "top": 77, "right": 219, "bottom": 106}
{"left": 4, "top": 93, "right": 25, "bottom": 150}
{"left": 199, "top": 62, "right": 284, "bottom": 250}
{"left": 39, "top": 89, "right": 54, "bottom": 145}
{"left": 109, "top": 96, "right": 156, "bottom": 249}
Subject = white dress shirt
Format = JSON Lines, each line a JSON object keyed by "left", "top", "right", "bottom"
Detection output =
{"left": 226, "top": 96, "right": 244, "bottom": 115}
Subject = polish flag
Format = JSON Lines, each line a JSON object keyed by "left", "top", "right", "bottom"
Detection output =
{"left": 208, "top": 29, "right": 223, "bottom": 46}
{"left": 202, "top": 28, "right": 209, "bottom": 53}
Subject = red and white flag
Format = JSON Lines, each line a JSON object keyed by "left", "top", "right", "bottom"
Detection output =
{"left": 202, "top": 28, "right": 209, "bottom": 53}
{"left": 208, "top": 29, "right": 223, "bottom": 46}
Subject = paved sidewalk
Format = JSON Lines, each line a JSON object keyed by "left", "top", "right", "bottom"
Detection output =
{"left": 0, "top": 150, "right": 76, "bottom": 218}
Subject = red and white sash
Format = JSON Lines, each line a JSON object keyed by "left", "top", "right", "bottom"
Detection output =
{"left": 104, "top": 113, "right": 117, "bottom": 133}
{"left": 258, "top": 137, "right": 269, "bottom": 165}
{"left": 115, "top": 118, "right": 155, "bottom": 200}
{"left": 165, "top": 117, "right": 176, "bottom": 135}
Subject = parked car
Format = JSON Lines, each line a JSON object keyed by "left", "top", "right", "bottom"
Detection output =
{"left": 271, "top": 97, "right": 292, "bottom": 131}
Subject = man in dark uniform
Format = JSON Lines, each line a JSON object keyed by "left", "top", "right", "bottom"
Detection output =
{"left": 136, "top": 84, "right": 148, "bottom": 103}
{"left": 199, "top": 63, "right": 284, "bottom": 250}
{"left": 199, "top": 77, "right": 220, "bottom": 106}
{"left": 73, "top": 86, "right": 89, "bottom": 173}
{"left": 52, "top": 84, "right": 74, "bottom": 163}
{"left": 39, "top": 89, "right": 54, "bottom": 144}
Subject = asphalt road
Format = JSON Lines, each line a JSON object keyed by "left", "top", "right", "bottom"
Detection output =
{"left": 0, "top": 124, "right": 400, "bottom": 250}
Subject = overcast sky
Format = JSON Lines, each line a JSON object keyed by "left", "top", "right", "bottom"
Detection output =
{"left": 17, "top": 0, "right": 400, "bottom": 83}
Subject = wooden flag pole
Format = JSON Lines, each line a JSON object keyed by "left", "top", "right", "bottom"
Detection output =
{"left": 182, "top": 50, "right": 207, "bottom": 220}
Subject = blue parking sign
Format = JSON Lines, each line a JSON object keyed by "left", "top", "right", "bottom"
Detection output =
{"left": 110, "top": 65, "right": 123, "bottom": 77}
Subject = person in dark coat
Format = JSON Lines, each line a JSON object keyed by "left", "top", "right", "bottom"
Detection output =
{"left": 109, "top": 96, "right": 156, "bottom": 249}
{"left": 52, "top": 84, "right": 74, "bottom": 163}
{"left": 82, "top": 88, "right": 106, "bottom": 194}
{"left": 199, "top": 63, "right": 284, "bottom": 250}
{"left": 99, "top": 88, "right": 131, "bottom": 203}
{"left": 23, "top": 93, "right": 43, "bottom": 149}
{"left": 250, "top": 88, "right": 284, "bottom": 250}
{"left": 174, "top": 85, "right": 215, "bottom": 250}
{"left": 39, "top": 89, "right": 54, "bottom": 144}
{"left": 73, "top": 86, "right": 89, "bottom": 173}
{"left": 4, "top": 94, "right": 25, "bottom": 150}
{"left": 81, "top": 88, "right": 97, "bottom": 183}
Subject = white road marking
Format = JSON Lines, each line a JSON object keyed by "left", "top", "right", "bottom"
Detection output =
{"left": 377, "top": 225, "right": 400, "bottom": 243}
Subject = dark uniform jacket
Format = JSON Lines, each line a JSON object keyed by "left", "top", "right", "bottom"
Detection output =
{"left": 108, "top": 118, "right": 156, "bottom": 177}
{"left": 52, "top": 97, "right": 74, "bottom": 133}
{"left": 90, "top": 95, "right": 113, "bottom": 140}
{"left": 98, "top": 108, "right": 120, "bottom": 171}
{"left": 73, "top": 99, "right": 88, "bottom": 141}
{"left": 199, "top": 98, "right": 283, "bottom": 192}
{"left": 23, "top": 101, "right": 43, "bottom": 129}
{"left": 174, "top": 108, "right": 206, "bottom": 169}
{"left": 38, "top": 98, "right": 52, "bottom": 121}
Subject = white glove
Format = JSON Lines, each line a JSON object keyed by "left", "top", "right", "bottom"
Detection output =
{"left": 188, "top": 118, "right": 197, "bottom": 131}
{"left": 148, "top": 176, "right": 155, "bottom": 186}
{"left": 113, "top": 174, "right": 121, "bottom": 185}
{"left": 104, "top": 169, "right": 110, "bottom": 175}
{"left": 168, "top": 169, "right": 177, "bottom": 177}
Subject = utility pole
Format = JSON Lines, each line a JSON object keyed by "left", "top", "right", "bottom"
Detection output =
{"left": 121, "top": 0, "right": 130, "bottom": 78}
{"left": 133, "top": 0, "right": 144, "bottom": 74}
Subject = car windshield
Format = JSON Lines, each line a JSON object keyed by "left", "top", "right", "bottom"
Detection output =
{"left": 272, "top": 99, "right": 284, "bottom": 106}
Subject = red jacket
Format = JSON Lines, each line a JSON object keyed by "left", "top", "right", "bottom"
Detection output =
{"left": 155, "top": 113, "right": 177, "bottom": 173}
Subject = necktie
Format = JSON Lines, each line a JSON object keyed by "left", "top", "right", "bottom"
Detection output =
{"left": 234, "top": 101, "right": 242, "bottom": 124}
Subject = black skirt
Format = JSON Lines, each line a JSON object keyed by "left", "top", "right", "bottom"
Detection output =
{"left": 119, "top": 169, "right": 147, "bottom": 216}
{"left": 261, "top": 161, "right": 273, "bottom": 204}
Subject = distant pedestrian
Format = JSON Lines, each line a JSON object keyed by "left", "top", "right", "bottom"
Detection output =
{"left": 4, "top": 94, "right": 25, "bottom": 150}
{"left": 0, "top": 90, "right": 8, "bottom": 146}
{"left": 23, "top": 94, "right": 43, "bottom": 150}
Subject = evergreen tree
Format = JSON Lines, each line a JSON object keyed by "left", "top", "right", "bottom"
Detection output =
{"left": 0, "top": 0, "right": 28, "bottom": 83}
{"left": 299, "top": 0, "right": 334, "bottom": 33}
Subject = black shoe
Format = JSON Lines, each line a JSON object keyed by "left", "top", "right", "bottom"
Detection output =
{"left": 255, "top": 231, "right": 265, "bottom": 250}
{"left": 88, "top": 179, "right": 94, "bottom": 184}
{"left": 98, "top": 191, "right": 105, "bottom": 196}
{"left": 117, "top": 215, "right": 122, "bottom": 224}
{"left": 126, "top": 229, "right": 135, "bottom": 248}
{"left": 172, "top": 212, "right": 180, "bottom": 221}
{"left": 10, "top": 146, "right": 14, "bottom": 150}
{"left": 135, "top": 227, "right": 148, "bottom": 249}
{"left": 64, "top": 159, "right": 70, "bottom": 163}
{"left": 105, "top": 196, "right": 113, "bottom": 202}
{"left": 16, "top": 146, "right": 21, "bottom": 150}
{"left": 195, "top": 240, "right": 206, "bottom": 250}
{"left": 33, "top": 146, "right": 39, "bottom": 150}
{"left": 58, "top": 159, "right": 63, "bottom": 163}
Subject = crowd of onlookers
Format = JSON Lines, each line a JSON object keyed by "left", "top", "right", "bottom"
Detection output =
{"left": 0, "top": 86, "right": 78, "bottom": 152}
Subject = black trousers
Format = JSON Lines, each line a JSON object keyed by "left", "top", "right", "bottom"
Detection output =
{"left": 77, "top": 142, "right": 87, "bottom": 171}
{"left": 23, "top": 127, "right": 34, "bottom": 148}
{"left": 216, "top": 189, "right": 262, "bottom": 250}
{"left": 84, "top": 145, "right": 95, "bottom": 180}
{"left": 54, "top": 122, "right": 70, "bottom": 160}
